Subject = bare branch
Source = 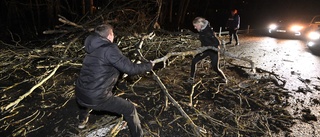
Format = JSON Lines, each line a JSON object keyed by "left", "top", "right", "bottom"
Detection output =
{"left": 2, "top": 61, "right": 69, "bottom": 111}
{"left": 152, "top": 46, "right": 256, "bottom": 73}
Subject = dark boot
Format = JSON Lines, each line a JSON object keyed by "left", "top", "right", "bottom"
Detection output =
{"left": 78, "top": 108, "right": 92, "bottom": 129}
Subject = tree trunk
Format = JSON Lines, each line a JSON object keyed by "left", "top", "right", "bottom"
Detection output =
{"left": 169, "top": 0, "right": 173, "bottom": 22}
{"left": 89, "top": 0, "right": 94, "bottom": 14}
{"left": 47, "top": 0, "right": 54, "bottom": 27}
{"left": 82, "top": 0, "right": 94, "bottom": 15}
{"left": 177, "top": 0, "right": 190, "bottom": 30}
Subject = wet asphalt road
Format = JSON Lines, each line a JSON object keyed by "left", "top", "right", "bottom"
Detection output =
{"left": 225, "top": 33, "right": 320, "bottom": 91}
{"left": 224, "top": 33, "right": 320, "bottom": 136}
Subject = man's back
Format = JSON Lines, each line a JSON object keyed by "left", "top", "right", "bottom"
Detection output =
{"left": 76, "top": 33, "right": 152, "bottom": 105}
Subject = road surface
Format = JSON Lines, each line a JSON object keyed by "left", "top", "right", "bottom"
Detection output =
{"left": 225, "top": 33, "right": 320, "bottom": 137}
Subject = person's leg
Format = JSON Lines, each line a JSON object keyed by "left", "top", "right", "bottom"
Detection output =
{"left": 190, "top": 53, "right": 208, "bottom": 82}
{"left": 227, "top": 29, "right": 233, "bottom": 44}
{"left": 209, "top": 50, "right": 227, "bottom": 83}
{"left": 234, "top": 29, "right": 239, "bottom": 45}
{"left": 77, "top": 99, "right": 92, "bottom": 129}
{"left": 93, "top": 96, "right": 143, "bottom": 137}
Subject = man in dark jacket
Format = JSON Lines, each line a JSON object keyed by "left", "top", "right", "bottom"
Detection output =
{"left": 226, "top": 9, "right": 240, "bottom": 46}
{"left": 188, "top": 17, "right": 227, "bottom": 84}
{"left": 75, "top": 24, "right": 154, "bottom": 137}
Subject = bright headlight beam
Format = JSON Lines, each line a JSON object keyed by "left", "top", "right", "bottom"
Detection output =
{"left": 290, "top": 25, "right": 303, "bottom": 32}
{"left": 269, "top": 24, "right": 277, "bottom": 30}
{"left": 308, "top": 31, "right": 320, "bottom": 40}
{"left": 307, "top": 41, "right": 315, "bottom": 47}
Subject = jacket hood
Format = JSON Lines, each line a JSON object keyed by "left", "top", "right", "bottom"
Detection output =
{"left": 84, "top": 33, "right": 111, "bottom": 53}
{"left": 201, "top": 20, "right": 209, "bottom": 31}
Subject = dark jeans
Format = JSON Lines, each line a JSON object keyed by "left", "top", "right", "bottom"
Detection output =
{"left": 77, "top": 96, "right": 143, "bottom": 137}
{"left": 228, "top": 29, "right": 239, "bottom": 43}
{"left": 190, "top": 50, "right": 226, "bottom": 79}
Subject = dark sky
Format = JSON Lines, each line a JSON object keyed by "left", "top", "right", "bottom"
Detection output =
{"left": 242, "top": 0, "right": 320, "bottom": 22}
{"left": 236, "top": 0, "right": 320, "bottom": 29}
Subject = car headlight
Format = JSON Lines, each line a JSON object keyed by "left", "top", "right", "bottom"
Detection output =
{"left": 308, "top": 31, "right": 320, "bottom": 40}
{"left": 307, "top": 41, "right": 316, "bottom": 47}
{"left": 290, "top": 25, "right": 304, "bottom": 32}
{"left": 268, "top": 24, "right": 277, "bottom": 30}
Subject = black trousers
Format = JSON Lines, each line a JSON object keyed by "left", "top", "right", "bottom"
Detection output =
{"left": 228, "top": 29, "right": 239, "bottom": 43}
{"left": 190, "top": 50, "right": 226, "bottom": 79}
{"left": 78, "top": 96, "right": 143, "bottom": 137}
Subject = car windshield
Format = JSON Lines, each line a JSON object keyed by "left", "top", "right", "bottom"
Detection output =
{"left": 311, "top": 16, "right": 320, "bottom": 24}
{"left": 273, "top": 16, "right": 310, "bottom": 24}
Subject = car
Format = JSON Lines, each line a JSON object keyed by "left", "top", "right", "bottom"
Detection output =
{"left": 267, "top": 18, "right": 307, "bottom": 38}
{"left": 306, "top": 29, "right": 320, "bottom": 54}
{"left": 307, "top": 15, "right": 320, "bottom": 32}
{"left": 304, "top": 15, "right": 320, "bottom": 37}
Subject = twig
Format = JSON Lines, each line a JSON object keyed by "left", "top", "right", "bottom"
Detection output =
{"left": 135, "top": 32, "right": 207, "bottom": 136}
{"left": 189, "top": 80, "right": 202, "bottom": 106}
{"left": 151, "top": 70, "right": 206, "bottom": 136}
{"left": 58, "top": 18, "right": 84, "bottom": 29}
{"left": 108, "top": 116, "right": 125, "bottom": 137}
{"left": 129, "top": 76, "right": 142, "bottom": 95}
{"left": 63, "top": 32, "right": 87, "bottom": 55}
{"left": 0, "top": 111, "right": 19, "bottom": 122}
{"left": 2, "top": 61, "right": 69, "bottom": 111}
{"left": 1, "top": 79, "right": 30, "bottom": 92}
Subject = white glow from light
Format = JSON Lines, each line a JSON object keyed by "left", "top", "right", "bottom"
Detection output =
{"left": 308, "top": 31, "right": 320, "bottom": 40}
{"left": 269, "top": 24, "right": 277, "bottom": 30}
{"left": 290, "top": 25, "right": 304, "bottom": 32}
{"left": 307, "top": 41, "right": 315, "bottom": 47}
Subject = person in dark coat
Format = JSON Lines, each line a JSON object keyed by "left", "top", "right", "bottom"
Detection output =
{"left": 188, "top": 17, "right": 227, "bottom": 84}
{"left": 226, "top": 9, "right": 240, "bottom": 46}
{"left": 75, "top": 24, "right": 154, "bottom": 137}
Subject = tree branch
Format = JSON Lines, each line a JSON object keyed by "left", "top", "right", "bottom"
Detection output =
{"left": 152, "top": 46, "right": 256, "bottom": 73}
{"left": 2, "top": 61, "right": 69, "bottom": 111}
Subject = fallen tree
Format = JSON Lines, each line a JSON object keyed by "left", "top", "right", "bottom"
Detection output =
{"left": 0, "top": 3, "right": 297, "bottom": 137}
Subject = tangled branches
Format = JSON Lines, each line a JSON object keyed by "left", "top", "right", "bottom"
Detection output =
{"left": 0, "top": 2, "right": 296, "bottom": 136}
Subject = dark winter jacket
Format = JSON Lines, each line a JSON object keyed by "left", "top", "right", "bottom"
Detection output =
{"left": 75, "top": 33, "right": 152, "bottom": 105}
{"left": 227, "top": 14, "right": 240, "bottom": 30}
{"left": 199, "top": 20, "right": 220, "bottom": 48}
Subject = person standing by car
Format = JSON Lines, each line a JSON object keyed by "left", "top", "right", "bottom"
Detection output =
{"left": 75, "top": 24, "right": 154, "bottom": 137}
{"left": 226, "top": 9, "right": 240, "bottom": 46}
{"left": 188, "top": 17, "right": 228, "bottom": 84}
